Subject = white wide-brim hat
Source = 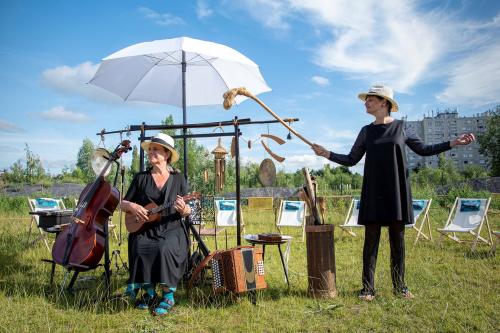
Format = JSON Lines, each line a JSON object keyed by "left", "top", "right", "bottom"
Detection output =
{"left": 358, "top": 85, "right": 399, "bottom": 112}
{"left": 141, "top": 133, "right": 179, "bottom": 163}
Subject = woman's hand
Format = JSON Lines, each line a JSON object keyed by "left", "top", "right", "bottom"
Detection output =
{"left": 312, "top": 143, "right": 330, "bottom": 158}
{"left": 122, "top": 200, "right": 149, "bottom": 222}
{"left": 174, "top": 195, "right": 191, "bottom": 217}
{"left": 450, "top": 133, "right": 476, "bottom": 147}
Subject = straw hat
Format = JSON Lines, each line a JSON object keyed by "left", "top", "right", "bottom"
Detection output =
{"left": 141, "top": 133, "right": 179, "bottom": 163}
{"left": 358, "top": 85, "right": 399, "bottom": 112}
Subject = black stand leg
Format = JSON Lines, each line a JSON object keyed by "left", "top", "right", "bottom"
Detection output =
{"left": 50, "top": 261, "right": 56, "bottom": 285}
{"left": 262, "top": 245, "right": 266, "bottom": 260}
{"left": 278, "top": 244, "right": 290, "bottom": 288}
{"left": 103, "top": 218, "right": 111, "bottom": 294}
{"left": 67, "top": 271, "right": 79, "bottom": 290}
{"left": 248, "top": 290, "right": 257, "bottom": 305}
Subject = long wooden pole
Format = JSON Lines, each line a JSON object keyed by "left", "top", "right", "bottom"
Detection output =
{"left": 223, "top": 87, "right": 314, "bottom": 147}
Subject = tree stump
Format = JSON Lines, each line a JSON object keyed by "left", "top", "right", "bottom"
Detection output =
{"left": 305, "top": 224, "right": 336, "bottom": 298}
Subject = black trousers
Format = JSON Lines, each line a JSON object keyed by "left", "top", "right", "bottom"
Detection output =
{"left": 362, "top": 223, "right": 406, "bottom": 293}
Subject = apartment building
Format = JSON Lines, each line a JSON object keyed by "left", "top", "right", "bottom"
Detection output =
{"left": 405, "top": 109, "right": 491, "bottom": 171}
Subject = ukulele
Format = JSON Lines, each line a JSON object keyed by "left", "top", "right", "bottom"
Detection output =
{"left": 125, "top": 192, "right": 200, "bottom": 234}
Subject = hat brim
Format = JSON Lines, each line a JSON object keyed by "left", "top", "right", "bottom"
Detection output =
{"left": 141, "top": 141, "right": 180, "bottom": 164}
{"left": 358, "top": 93, "right": 399, "bottom": 112}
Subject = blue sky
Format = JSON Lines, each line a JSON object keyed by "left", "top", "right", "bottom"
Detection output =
{"left": 1, "top": 0, "right": 499, "bottom": 175}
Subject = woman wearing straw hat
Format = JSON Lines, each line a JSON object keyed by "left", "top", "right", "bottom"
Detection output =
{"left": 312, "top": 85, "right": 475, "bottom": 301}
{"left": 121, "top": 133, "right": 191, "bottom": 315}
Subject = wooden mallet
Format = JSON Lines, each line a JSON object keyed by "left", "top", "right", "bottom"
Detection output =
{"left": 223, "top": 87, "right": 314, "bottom": 147}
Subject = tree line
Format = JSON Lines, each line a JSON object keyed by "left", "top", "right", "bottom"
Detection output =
{"left": 1, "top": 108, "right": 499, "bottom": 194}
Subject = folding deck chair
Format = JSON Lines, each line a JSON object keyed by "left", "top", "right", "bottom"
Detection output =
{"left": 339, "top": 198, "right": 363, "bottom": 237}
{"left": 276, "top": 200, "right": 307, "bottom": 241}
{"left": 211, "top": 199, "right": 244, "bottom": 249}
{"left": 437, "top": 197, "right": 492, "bottom": 251}
{"left": 28, "top": 197, "right": 67, "bottom": 252}
{"left": 407, "top": 199, "right": 433, "bottom": 245}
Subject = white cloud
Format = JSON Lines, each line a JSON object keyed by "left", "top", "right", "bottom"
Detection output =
{"left": 233, "top": 0, "right": 500, "bottom": 106}
{"left": 231, "top": 0, "right": 292, "bottom": 31}
{"left": 138, "top": 6, "right": 186, "bottom": 26}
{"left": 0, "top": 119, "right": 23, "bottom": 132}
{"left": 39, "top": 106, "right": 91, "bottom": 123}
{"left": 196, "top": 0, "right": 213, "bottom": 19}
{"left": 41, "top": 61, "right": 123, "bottom": 103}
{"left": 436, "top": 44, "right": 500, "bottom": 106}
{"left": 322, "top": 128, "right": 357, "bottom": 141}
{"left": 311, "top": 75, "right": 330, "bottom": 86}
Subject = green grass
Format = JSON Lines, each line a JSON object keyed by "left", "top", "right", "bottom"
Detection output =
{"left": 0, "top": 204, "right": 499, "bottom": 332}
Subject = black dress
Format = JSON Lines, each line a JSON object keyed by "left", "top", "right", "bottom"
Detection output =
{"left": 328, "top": 119, "right": 451, "bottom": 225}
{"left": 124, "top": 170, "right": 189, "bottom": 287}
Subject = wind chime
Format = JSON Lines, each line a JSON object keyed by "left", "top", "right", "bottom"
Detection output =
{"left": 211, "top": 138, "right": 228, "bottom": 193}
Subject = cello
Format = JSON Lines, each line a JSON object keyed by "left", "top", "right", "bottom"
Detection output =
{"left": 52, "top": 140, "right": 131, "bottom": 270}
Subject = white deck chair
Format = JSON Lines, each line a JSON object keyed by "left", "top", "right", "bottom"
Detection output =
{"left": 214, "top": 199, "right": 244, "bottom": 249}
{"left": 340, "top": 198, "right": 363, "bottom": 237}
{"left": 28, "top": 197, "right": 66, "bottom": 252}
{"left": 276, "top": 200, "right": 307, "bottom": 241}
{"left": 437, "top": 197, "right": 492, "bottom": 251}
{"left": 407, "top": 199, "right": 433, "bottom": 245}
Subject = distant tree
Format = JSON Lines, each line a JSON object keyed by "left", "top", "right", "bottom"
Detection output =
{"left": 461, "top": 165, "right": 488, "bottom": 179}
{"left": 76, "top": 138, "right": 95, "bottom": 182}
{"left": 24, "top": 143, "right": 45, "bottom": 183}
{"left": 478, "top": 107, "right": 500, "bottom": 176}
{"left": 130, "top": 145, "right": 140, "bottom": 174}
{"left": 3, "top": 144, "right": 46, "bottom": 184}
{"left": 159, "top": 115, "right": 213, "bottom": 192}
{"left": 7, "top": 160, "right": 25, "bottom": 183}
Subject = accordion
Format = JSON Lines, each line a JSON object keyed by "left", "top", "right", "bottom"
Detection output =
{"left": 210, "top": 246, "right": 267, "bottom": 293}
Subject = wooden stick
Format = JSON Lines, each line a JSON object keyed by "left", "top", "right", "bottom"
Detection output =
{"left": 261, "top": 140, "right": 285, "bottom": 162}
{"left": 223, "top": 87, "right": 314, "bottom": 147}
{"left": 261, "top": 134, "right": 285, "bottom": 145}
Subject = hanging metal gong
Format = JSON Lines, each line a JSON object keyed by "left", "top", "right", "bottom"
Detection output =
{"left": 91, "top": 148, "right": 112, "bottom": 177}
{"left": 258, "top": 158, "right": 276, "bottom": 187}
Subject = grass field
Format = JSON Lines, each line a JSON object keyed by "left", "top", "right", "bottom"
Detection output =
{"left": 0, "top": 201, "right": 498, "bottom": 332}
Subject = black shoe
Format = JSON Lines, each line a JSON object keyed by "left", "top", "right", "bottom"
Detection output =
{"left": 358, "top": 288, "right": 375, "bottom": 301}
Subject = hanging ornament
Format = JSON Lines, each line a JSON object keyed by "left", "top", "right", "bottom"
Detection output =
{"left": 230, "top": 137, "right": 236, "bottom": 158}
{"left": 287, "top": 120, "right": 293, "bottom": 140}
{"left": 211, "top": 138, "right": 228, "bottom": 193}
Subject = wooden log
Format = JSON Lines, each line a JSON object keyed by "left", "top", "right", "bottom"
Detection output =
{"left": 305, "top": 224, "right": 336, "bottom": 298}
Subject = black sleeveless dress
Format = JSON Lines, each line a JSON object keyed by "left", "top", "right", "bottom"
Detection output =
{"left": 328, "top": 120, "right": 451, "bottom": 226}
{"left": 124, "top": 170, "right": 189, "bottom": 287}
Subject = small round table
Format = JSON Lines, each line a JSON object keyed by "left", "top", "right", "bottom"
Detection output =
{"left": 243, "top": 234, "right": 292, "bottom": 288}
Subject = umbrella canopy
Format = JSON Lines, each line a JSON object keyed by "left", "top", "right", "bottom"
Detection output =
{"left": 89, "top": 36, "right": 271, "bottom": 107}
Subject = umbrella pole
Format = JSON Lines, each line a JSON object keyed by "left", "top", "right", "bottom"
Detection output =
{"left": 182, "top": 51, "right": 188, "bottom": 179}
{"left": 234, "top": 117, "right": 242, "bottom": 246}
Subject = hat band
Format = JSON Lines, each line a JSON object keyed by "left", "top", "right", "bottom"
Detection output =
{"left": 151, "top": 137, "right": 174, "bottom": 150}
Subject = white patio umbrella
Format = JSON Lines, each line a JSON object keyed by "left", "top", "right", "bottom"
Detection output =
{"left": 89, "top": 36, "right": 271, "bottom": 174}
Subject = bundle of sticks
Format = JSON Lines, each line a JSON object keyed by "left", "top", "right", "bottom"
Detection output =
{"left": 301, "top": 167, "right": 323, "bottom": 225}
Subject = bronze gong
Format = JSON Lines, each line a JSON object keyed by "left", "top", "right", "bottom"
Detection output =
{"left": 259, "top": 158, "right": 276, "bottom": 187}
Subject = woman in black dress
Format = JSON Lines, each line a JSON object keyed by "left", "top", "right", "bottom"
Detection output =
{"left": 312, "top": 85, "right": 475, "bottom": 301}
{"left": 121, "top": 133, "right": 191, "bottom": 315}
